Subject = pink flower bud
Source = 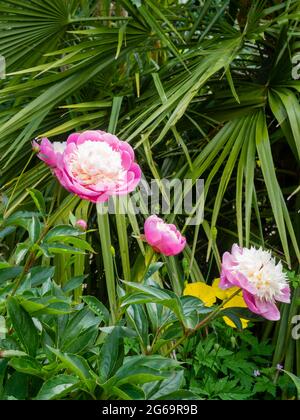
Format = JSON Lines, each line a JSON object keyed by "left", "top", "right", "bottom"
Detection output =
{"left": 32, "top": 140, "right": 40, "bottom": 154}
{"left": 76, "top": 219, "right": 87, "bottom": 231}
{"left": 144, "top": 215, "right": 186, "bottom": 257}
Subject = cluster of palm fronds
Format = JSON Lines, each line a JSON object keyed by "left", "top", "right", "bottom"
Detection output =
{"left": 0, "top": 0, "right": 299, "bottom": 375}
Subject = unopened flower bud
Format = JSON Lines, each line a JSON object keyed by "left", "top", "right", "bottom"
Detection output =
{"left": 76, "top": 219, "right": 87, "bottom": 231}
{"left": 214, "top": 343, "right": 220, "bottom": 352}
{"left": 32, "top": 140, "right": 40, "bottom": 154}
{"left": 144, "top": 215, "right": 186, "bottom": 257}
{"left": 230, "top": 336, "right": 237, "bottom": 348}
{"left": 111, "top": 246, "right": 116, "bottom": 257}
{"left": 182, "top": 258, "right": 189, "bottom": 271}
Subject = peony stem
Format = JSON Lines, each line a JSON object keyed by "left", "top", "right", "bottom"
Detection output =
{"left": 97, "top": 203, "right": 117, "bottom": 324}
{"left": 165, "top": 288, "right": 243, "bottom": 356}
{"left": 11, "top": 224, "right": 50, "bottom": 296}
{"left": 164, "top": 256, "right": 183, "bottom": 296}
{"left": 143, "top": 247, "right": 155, "bottom": 280}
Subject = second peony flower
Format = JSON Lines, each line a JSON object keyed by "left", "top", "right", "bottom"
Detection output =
{"left": 220, "top": 244, "right": 290, "bottom": 321}
{"left": 144, "top": 215, "right": 186, "bottom": 257}
{"left": 34, "top": 130, "right": 142, "bottom": 203}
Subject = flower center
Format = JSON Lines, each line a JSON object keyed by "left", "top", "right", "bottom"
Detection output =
{"left": 234, "top": 248, "right": 287, "bottom": 301}
{"left": 70, "top": 141, "right": 125, "bottom": 186}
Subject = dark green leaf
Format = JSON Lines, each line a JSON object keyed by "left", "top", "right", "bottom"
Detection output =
{"left": 156, "top": 390, "right": 201, "bottom": 400}
{"left": 26, "top": 266, "right": 55, "bottom": 287}
{"left": 44, "top": 225, "right": 85, "bottom": 242}
{"left": 47, "top": 348, "right": 92, "bottom": 383}
{"left": 28, "top": 216, "right": 41, "bottom": 244}
{"left": 35, "top": 375, "right": 79, "bottom": 400}
{"left": 9, "top": 356, "right": 43, "bottom": 378}
{"left": 0, "top": 267, "right": 23, "bottom": 284}
{"left": 145, "top": 262, "right": 164, "bottom": 280}
{"left": 63, "top": 276, "right": 86, "bottom": 293}
{"left": 7, "top": 297, "right": 39, "bottom": 357}
{"left": 82, "top": 296, "right": 109, "bottom": 324}
{"left": 28, "top": 189, "right": 46, "bottom": 217}
{"left": 99, "top": 327, "right": 124, "bottom": 383}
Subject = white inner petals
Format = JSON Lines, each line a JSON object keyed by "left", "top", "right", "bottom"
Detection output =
{"left": 53, "top": 142, "right": 67, "bottom": 154}
{"left": 70, "top": 141, "right": 125, "bottom": 186}
{"left": 234, "top": 247, "right": 288, "bottom": 301}
{"left": 156, "top": 221, "right": 178, "bottom": 242}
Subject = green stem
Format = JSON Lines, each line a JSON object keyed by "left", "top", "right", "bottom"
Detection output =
{"left": 11, "top": 255, "right": 35, "bottom": 296}
{"left": 143, "top": 248, "right": 156, "bottom": 280}
{"left": 164, "top": 256, "right": 183, "bottom": 295}
{"left": 11, "top": 224, "right": 50, "bottom": 296}
{"left": 165, "top": 288, "right": 242, "bottom": 356}
{"left": 115, "top": 197, "right": 131, "bottom": 283}
{"left": 97, "top": 203, "right": 117, "bottom": 324}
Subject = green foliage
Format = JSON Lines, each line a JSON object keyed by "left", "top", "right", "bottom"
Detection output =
{"left": 1, "top": 266, "right": 296, "bottom": 400}
{"left": 183, "top": 327, "right": 291, "bottom": 400}
{"left": 0, "top": 277, "right": 200, "bottom": 400}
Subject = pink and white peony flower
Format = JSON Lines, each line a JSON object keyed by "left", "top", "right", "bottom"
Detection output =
{"left": 144, "top": 215, "right": 186, "bottom": 257}
{"left": 34, "top": 131, "right": 141, "bottom": 203}
{"left": 220, "top": 244, "right": 290, "bottom": 321}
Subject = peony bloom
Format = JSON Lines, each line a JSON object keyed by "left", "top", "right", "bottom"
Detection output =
{"left": 75, "top": 219, "right": 88, "bottom": 231}
{"left": 144, "top": 215, "right": 186, "bottom": 257}
{"left": 34, "top": 131, "right": 141, "bottom": 203}
{"left": 220, "top": 244, "right": 290, "bottom": 321}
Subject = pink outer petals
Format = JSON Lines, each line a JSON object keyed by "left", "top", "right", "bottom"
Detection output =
{"left": 34, "top": 131, "right": 142, "bottom": 203}
{"left": 75, "top": 219, "right": 88, "bottom": 231}
{"left": 242, "top": 291, "right": 280, "bottom": 321}
{"left": 144, "top": 215, "right": 186, "bottom": 257}
{"left": 220, "top": 266, "right": 257, "bottom": 295}
{"left": 33, "top": 138, "right": 61, "bottom": 168}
